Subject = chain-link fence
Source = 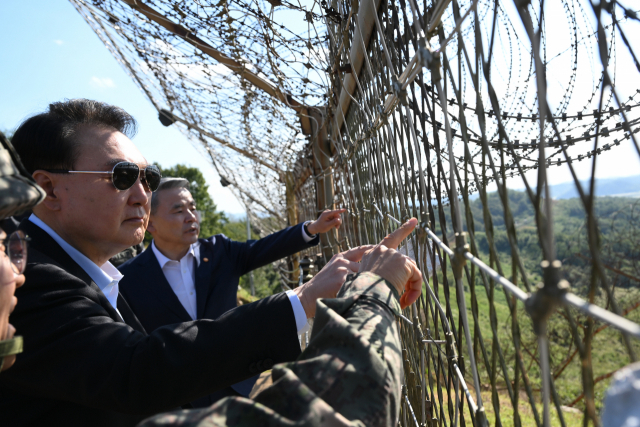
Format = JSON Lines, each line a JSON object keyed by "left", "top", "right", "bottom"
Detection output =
{"left": 293, "top": 0, "right": 640, "bottom": 425}
{"left": 73, "top": 0, "right": 640, "bottom": 425}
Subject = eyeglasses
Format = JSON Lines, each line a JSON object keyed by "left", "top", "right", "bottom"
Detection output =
{"left": 3, "top": 231, "right": 30, "bottom": 275}
{"left": 46, "top": 162, "right": 162, "bottom": 192}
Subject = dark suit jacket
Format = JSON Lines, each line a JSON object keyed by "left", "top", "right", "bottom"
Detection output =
{"left": 118, "top": 223, "right": 319, "bottom": 406}
{"left": 0, "top": 220, "right": 302, "bottom": 427}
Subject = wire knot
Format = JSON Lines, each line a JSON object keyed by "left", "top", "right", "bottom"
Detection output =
{"left": 444, "top": 331, "right": 458, "bottom": 362}
{"left": 377, "top": 104, "right": 388, "bottom": 125}
{"left": 525, "top": 260, "right": 570, "bottom": 335}
{"left": 417, "top": 40, "right": 441, "bottom": 82}
{"left": 452, "top": 232, "right": 469, "bottom": 279}
{"left": 392, "top": 78, "right": 408, "bottom": 106}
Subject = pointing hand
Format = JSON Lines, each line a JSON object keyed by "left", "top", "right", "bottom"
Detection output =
{"left": 306, "top": 209, "right": 346, "bottom": 235}
{"left": 359, "top": 218, "right": 423, "bottom": 309}
{"left": 293, "top": 245, "right": 373, "bottom": 318}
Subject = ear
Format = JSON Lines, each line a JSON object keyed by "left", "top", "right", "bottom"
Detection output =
{"left": 147, "top": 216, "right": 156, "bottom": 234}
{"left": 31, "top": 170, "right": 63, "bottom": 212}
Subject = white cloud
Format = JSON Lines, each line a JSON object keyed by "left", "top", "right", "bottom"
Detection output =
{"left": 90, "top": 77, "right": 116, "bottom": 88}
{"left": 53, "top": 40, "right": 63, "bottom": 45}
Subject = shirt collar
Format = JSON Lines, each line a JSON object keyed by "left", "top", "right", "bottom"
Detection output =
{"left": 151, "top": 240, "right": 199, "bottom": 268}
{"left": 28, "top": 214, "right": 123, "bottom": 291}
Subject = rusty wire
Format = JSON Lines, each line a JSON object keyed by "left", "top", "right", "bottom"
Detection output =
{"left": 298, "top": 0, "right": 640, "bottom": 426}
{"left": 70, "top": 0, "right": 640, "bottom": 425}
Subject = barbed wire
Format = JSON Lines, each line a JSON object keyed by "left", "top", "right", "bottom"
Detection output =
{"left": 297, "top": 0, "right": 640, "bottom": 426}
{"left": 71, "top": 0, "right": 640, "bottom": 425}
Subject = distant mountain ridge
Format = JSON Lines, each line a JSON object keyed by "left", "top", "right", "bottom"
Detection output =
{"left": 469, "top": 175, "right": 640, "bottom": 201}
{"left": 549, "top": 175, "right": 640, "bottom": 199}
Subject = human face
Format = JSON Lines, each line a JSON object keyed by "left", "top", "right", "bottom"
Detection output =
{"left": 148, "top": 188, "right": 199, "bottom": 257}
{"left": 33, "top": 126, "right": 151, "bottom": 265}
{"left": 0, "top": 228, "right": 26, "bottom": 372}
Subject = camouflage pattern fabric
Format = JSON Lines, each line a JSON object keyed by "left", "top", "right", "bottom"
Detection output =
{"left": 0, "top": 336, "right": 23, "bottom": 371}
{"left": 109, "top": 242, "right": 144, "bottom": 267}
{"left": 138, "top": 271, "right": 403, "bottom": 427}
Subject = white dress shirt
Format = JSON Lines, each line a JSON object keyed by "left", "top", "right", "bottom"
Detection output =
{"left": 151, "top": 240, "right": 200, "bottom": 320}
{"left": 151, "top": 222, "right": 316, "bottom": 332}
{"left": 28, "top": 214, "right": 124, "bottom": 318}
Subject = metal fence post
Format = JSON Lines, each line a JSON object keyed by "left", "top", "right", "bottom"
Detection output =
{"left": 284, "top": 171, "right": 301, "bottom": 285}
{"left": 310, "top": 108, "right": 339, "bottom": 262}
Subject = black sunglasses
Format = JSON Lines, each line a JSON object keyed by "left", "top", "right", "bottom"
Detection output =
{"left": 3, "top": 231, "right": 30, "bottom": 275}
{"left": 46, "top": 162, "right": 162, "bottom": 192}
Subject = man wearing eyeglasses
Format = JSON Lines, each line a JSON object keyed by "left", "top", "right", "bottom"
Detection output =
{"left": 118, "top": 177, "right": 344, "bottom": 407}
{"left": 0, "top": 99, "right": 365, "bottom": 427}
{"left": 0, "top": 131, "right": 45, "bottom": 375}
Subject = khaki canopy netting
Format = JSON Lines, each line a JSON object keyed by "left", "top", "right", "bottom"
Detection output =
{"left": 72, "top": 0, "right": 328, "bottom": 223}
{"left": 71, "top": 0, "right": 640, "bottom": 425}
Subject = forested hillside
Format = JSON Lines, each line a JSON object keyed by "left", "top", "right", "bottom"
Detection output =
{"left": 228, "top": 190, "right": 639, "bottom": 415}
{"left": 434, "top": 191, "right": 640, "bottom": 418}
{"left": 464, "top": 191, "right": 640, "bottom": 291}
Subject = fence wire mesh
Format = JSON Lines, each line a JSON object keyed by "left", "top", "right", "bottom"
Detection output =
{"left": 296, "top": 0, "right": 640, "bottom": 425}
{"left": 71, "top": 0, "right": 640, "bottom": 425}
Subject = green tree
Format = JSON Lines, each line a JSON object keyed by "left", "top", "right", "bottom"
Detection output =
{"left": 157, "top": 164, "right": 227, "bottom": 237}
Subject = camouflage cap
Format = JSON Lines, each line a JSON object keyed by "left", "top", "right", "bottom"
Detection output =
{"left": 0, "top": 132, "right": 45, "bottom": 219}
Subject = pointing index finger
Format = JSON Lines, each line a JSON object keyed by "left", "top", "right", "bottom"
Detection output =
{"left": 380, "top": 218, "right": 418, "bottom": 250}
{"left": 340, "top": 245, "right": 375, "bottom": 262}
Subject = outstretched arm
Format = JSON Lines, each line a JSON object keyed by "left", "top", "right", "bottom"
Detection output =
{"left": 234, "top": 209, "right": 346, "bottom": 275}
{"left": 232, "top": 223, "right": 317, "bottom": 276}
{"left": 139, "top": 272, "right": 404, "bottom": 427}
{"left": 139, "top": 219, "right": 423, "bottom": 427}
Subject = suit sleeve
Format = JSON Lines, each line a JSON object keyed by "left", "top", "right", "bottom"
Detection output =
{"left": 137, "top": 272, "right": 404, "bottom": 427}
{"left": 225, "top": 223, "right": 319, "bottom": 276}
{"left": 0, "top": 261, "right": 302, "bottom": 417}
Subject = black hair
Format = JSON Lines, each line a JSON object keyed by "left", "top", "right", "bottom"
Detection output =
{"left": 11, "top": 99, "right": 137, "bottom": 174}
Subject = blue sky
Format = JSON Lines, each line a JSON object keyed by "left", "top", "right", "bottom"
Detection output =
{"left": 0, "top": 0, "right": 246, "bottom": 214}
{"left": 1, "top": 1, "right": 639, "bottom": 207}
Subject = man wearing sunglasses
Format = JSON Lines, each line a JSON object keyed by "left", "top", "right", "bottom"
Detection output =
{"left": 118, "top": 177, "right": 345, "bottom": 407}
{"left": 0, "top": 99, "right": 364, "bottom": 427}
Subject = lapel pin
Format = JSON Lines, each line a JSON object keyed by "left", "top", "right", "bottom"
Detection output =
{"left": 203, "top": 257, "right": 209, "bottom": 262}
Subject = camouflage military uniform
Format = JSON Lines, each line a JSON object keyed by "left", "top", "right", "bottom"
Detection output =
{"left": 109, "top": 242, "right": 145, "bottom": 267}
{"left": 139, "top": 271, "right": 403, "bottom": 427}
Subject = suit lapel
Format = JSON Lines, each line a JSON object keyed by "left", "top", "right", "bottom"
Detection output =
{"left": 20, "top": 220, "right": 126, "bottom": 324}
{"left": 142, "top": 248, "right": 193, "bottom": 321}
{"left": 117, "top": 294, "right": 147, "bottom": 333}
{"left": 195, "top": 242, "right": 214, "bottom": 319}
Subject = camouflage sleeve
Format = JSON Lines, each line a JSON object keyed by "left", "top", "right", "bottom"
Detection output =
{"left": 138, "top": 272, "right": 403, "bottom": 427}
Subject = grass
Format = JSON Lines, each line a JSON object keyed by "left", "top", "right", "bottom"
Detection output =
{"left": 410, "top": 388, "right": 584, "bottom": 427}
{"left": 413, "top": 267, "right": 640, "bottom": 425}
{"left": 481, "top": 389, "right": 583, "bottom": 427}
